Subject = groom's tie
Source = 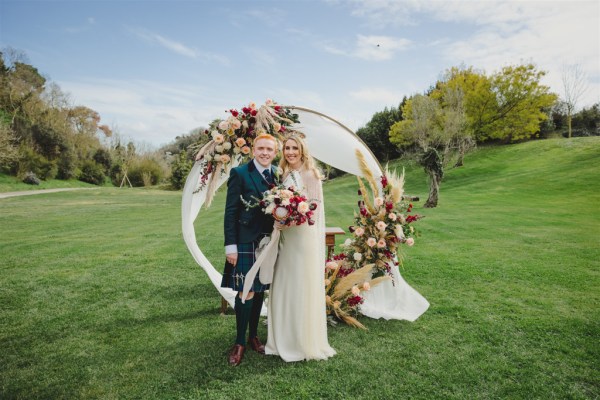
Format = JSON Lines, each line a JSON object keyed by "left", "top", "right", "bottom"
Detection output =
{"left": 262, "top": 169, "right": 273, "bottom": 184}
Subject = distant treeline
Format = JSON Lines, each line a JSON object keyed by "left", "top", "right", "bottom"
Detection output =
{"left": 1, "top": 48, "right": 598, "bottom": 190}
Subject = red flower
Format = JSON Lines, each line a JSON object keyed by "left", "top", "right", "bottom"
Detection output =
{"left": 229, "top": 109, "right": 239, "bottom": 117}
{"left": 346, "top": 295, "right": 364, "bottom": 308}
{"left": 381, "top": 175, "right": 388, "bottom": 188}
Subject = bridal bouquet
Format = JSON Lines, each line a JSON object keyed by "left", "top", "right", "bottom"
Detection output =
{"left": 240, "top": 184, "right": 318, "bottom": 300}
{"left": 255, "top": 184, "right": 318, "bottom": 226}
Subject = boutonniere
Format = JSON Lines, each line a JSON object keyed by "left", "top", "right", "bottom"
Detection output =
{"left": 273, "top": 166, "right": 283, "bottom": 183}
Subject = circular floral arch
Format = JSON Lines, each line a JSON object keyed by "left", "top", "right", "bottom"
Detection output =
{"left": 182, "top": 101, "right": 428, "bottom": 323}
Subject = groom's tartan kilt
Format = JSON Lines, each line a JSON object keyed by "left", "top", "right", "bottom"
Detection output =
{"left": 221, "top": 235, "right": 270, "bottom": 293}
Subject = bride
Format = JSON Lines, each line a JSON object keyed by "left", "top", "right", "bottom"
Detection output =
{"left": 265, "top": 134, "right": 336, "bottom": 362}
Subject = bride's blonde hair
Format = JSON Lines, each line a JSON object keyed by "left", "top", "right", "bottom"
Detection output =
{"left": 279, "top": 135, "right": 322, "bottom": 180}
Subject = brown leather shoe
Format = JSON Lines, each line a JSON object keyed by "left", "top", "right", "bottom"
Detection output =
{"left": 248, "top": 337, "right": 266, "bottom": 354}
{"left": 228, "top": 344, "right": 245, "bottom": 366}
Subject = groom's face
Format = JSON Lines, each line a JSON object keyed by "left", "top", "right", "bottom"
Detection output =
{"left": 253, "top": 138, "right": 277, "bottom": 168}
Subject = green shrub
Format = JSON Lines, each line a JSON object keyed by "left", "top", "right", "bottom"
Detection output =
{"left": 79, "top": 160, "right": 106, "bottom": 185}
{"left": 128, "top": 158, "right": 164, "bottom": 187}
{"left": 169, "top": 151, "right": 192, "bottom": 189}
{"left": 17, "top": 146, "right": 57, "bottom": 180}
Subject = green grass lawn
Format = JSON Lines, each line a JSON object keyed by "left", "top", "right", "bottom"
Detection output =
{"left": 0, "top": 173, "right": 98, "bottom": 192}
{"left": 1, "top": 137, "right": 599, "bottom": 399}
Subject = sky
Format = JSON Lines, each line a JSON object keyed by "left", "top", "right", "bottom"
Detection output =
{"left": 1, "top": 0, "right": 599, "bottom": 148}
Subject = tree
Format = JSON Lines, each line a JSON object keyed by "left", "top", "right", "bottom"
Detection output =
{"left": 389, "top": 94, "right": 448, "bottom": 207}
{"left": 0, "top": 122, "right": 18, "bottom": 171}
{"left": 561, "top": 63, "right": 589, "bottom": 138}
{"left": 438, "top": 64, "right": 557, "bottom": 143}
{"left": 356, "top": 102, "right": 404, "bottom": 162}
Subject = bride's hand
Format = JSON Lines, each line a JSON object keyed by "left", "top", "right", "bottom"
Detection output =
{"left": 274, "top": 222, "right": 286, "bottom": 231}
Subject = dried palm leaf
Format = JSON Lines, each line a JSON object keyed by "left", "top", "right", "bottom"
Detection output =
{"left": 384, "top": 164, "right": 405, "bottom": 204}
{"left": 356, "top": 149, "right": 379, "bottom": 197}
{"left": 341, "top": 314, "right": 366, "bottom": 329}
{"left": 368, "top": 275, "right": 391, "bottom": 288}
{"left": 357, "top": 177, "right": 376, "bottom": 214}
{"left": 333, "top": 264, "right": 375, "bottom": 299}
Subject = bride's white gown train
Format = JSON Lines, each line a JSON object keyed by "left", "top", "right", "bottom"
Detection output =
{"left": 265, "top": 170, "right": 336, "bottom": 362}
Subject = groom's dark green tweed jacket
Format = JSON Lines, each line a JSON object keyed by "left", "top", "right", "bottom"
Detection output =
{"left": 224, "top": 159, "right": 276, "bottom": 247}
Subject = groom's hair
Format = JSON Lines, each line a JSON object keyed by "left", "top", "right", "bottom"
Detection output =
{"left": 254, "top": 133, "right": 279, "bottom": 150}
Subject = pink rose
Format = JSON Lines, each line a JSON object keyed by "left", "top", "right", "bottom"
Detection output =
{"left": 351, "top": 285, "right": 360, "bottom": 296}
{"left": 406, "top": 237, "right": 415, "bottom": 246}
{"left": 235, "top": 137, "right": 246, "bottom": 147}
{"left": 326, "top": 261, "right": 338, "bottom": 270}
{"left": 374, "top": 197, "right": 384, "bottom": 207}
{"left": 220, "top": 154, "right": 231, "bottom": 164}
{"left": 241, "top": 146, "right": 251, "bottom": 154}
{"left": 376, "top": 221, "right": 387, "bottom": 231}
{"left": 388, "top": 213, "right": 397, "bottom": 221}
{"left": 377, "top": 239, "right": 386, "bottom": 248}
{"left": 213, "top": 133, "right": 225, "bottom": 144}
{"left": 354, "top": 227, "right": 365, "bottom": 237}
{"left": 363, "top": 282, "right": 371, "bottom": 291}
{"left": 367, "top": 237, "right": 377, "bottom": 247}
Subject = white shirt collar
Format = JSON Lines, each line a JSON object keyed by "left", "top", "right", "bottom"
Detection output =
{"left": 253, "top": 159, "right": 271, "bottom": 174}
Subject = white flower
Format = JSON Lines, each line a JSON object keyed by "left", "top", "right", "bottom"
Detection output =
{"left": 215, "top": 145, "right": 224, "bottom": 153}
{"left": 354, "top": 227, "right": 365, "bottom": 236}
{"left": 353, "top": 252, "right": 363, "bottom": 261}
{"left": 395, "top": 224, "right": 405, "bottom": 239}
{"left": 374, "top": 197, "right": 384, "bottom": 207}
{"left": 297, "top": 201, "right": 309, "bottom": 214}
{"left": 218, "top": 121, "right": 228, "bottom": 131}
{"left": 223, "top": 142, "right": 232, "bottom": 150}
{"left": 265, "top": 99, "right": 274, "bottom": 106}
{"left": 281, "top": 199, "right": 290, "bottom": 206}
{"left": 233, "top": 147, "right": 241, "bottom": 154}
{"left": 326, "top": 261, "right": 338, "bottom": 270}
{"left": 344, "top": 238, "right": 352, "bottom": 246}
{"left": 366, "top": 237, "right": 377, "bottom": 247}
{"left": 265, "top": 203, "right": 276, "bottom": 214}
{"left": 213, "top": 154, "right": 221, "bottom": 162}
{"left": 242, "top": 120, "right": 249, "bottom": 130}
{"left": 376, "top": 221, "right": 387, "bottom": 231}
{"left": 229, "top": 117, "right": 241, "bottom": 130}
{"left": 210, "top": 130, "right": 220, "bottom": 138}
{"left": 204, "top": 154, "right": 212, "bottom": 162}
{"left": 388, "top": 213, "right": 397, "bottom": 221}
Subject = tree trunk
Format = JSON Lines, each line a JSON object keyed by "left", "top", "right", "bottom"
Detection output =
{"left": 424, "top": 169, "right": 441, "bottom": 208}
{"left": 567, "top": 113, "right": 572, "bottom": 138}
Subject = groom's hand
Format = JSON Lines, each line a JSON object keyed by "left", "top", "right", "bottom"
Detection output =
{"left": 226, "top": 253, "right": 238, "bottom": 266}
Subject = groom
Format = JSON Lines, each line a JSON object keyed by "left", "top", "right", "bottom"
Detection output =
{"left": 221, "top": 133, "right": 278, "bottom": 366}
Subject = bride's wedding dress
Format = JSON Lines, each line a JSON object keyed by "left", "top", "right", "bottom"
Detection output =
{"left": 265, "top": 169, "right": 336, "bottom": 362}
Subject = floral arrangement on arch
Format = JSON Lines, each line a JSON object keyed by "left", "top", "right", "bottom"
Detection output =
{"left": 191, "top": 99, "right": 299, "bottom": 205}
{"left": 324, "top": 150, "right": 423, "bottom": 329}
